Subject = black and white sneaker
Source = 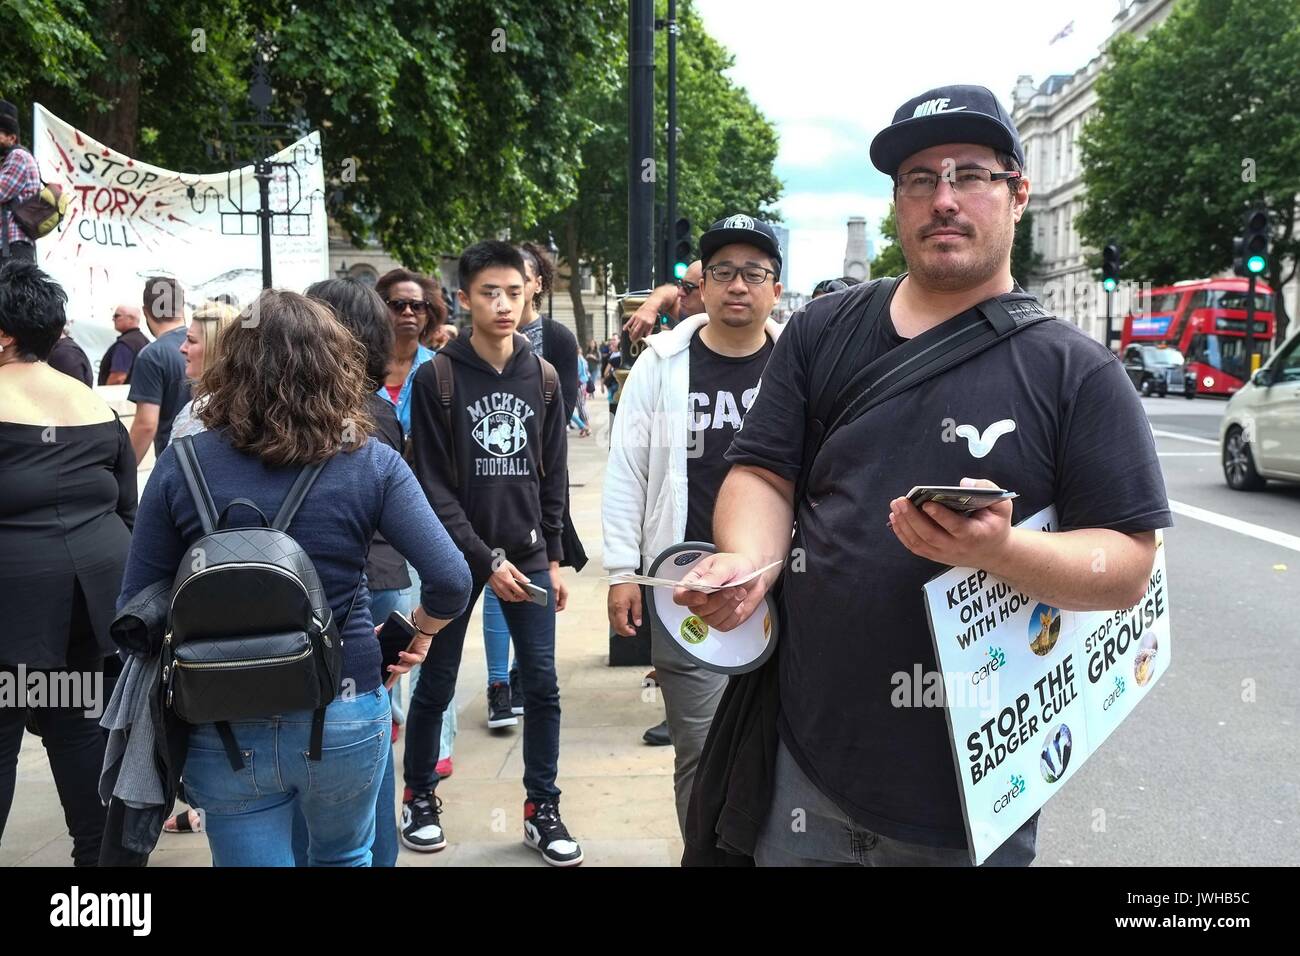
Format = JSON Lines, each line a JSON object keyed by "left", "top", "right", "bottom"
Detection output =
{"left": 400, "top": 789, "right": 447, "bottom": 852}
{"left": 509, "top": 666, "right": 525, "bottom": 715}
{"left": 523, "top": 799, "right": 583, "bottom": 867}
{"left": 487, "top": 681, "right": 518, "bottom": 729}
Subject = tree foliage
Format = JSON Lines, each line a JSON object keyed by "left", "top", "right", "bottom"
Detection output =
{"left": 535, "top": 0, "right": 782, "bottom": 344}
{"left": 1, "top": 0, "right": 626, "bottom": 272}
{"left": 1076, "top": 0, "right": 1300, "bottom": 342}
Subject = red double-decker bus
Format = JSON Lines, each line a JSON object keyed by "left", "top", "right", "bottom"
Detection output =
{"left": 1120, "top": 277, "right": 1275, "bottom": 397}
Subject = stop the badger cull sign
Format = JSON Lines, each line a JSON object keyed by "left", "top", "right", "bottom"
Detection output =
{"left": 922, "top": 506, "right": 1170, "bottom": 864}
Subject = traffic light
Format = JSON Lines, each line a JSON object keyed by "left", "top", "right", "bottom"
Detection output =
{"left": 1234, "top": 208, "right": 1270, "bottom": 277}
{"left": 1101, "top": 243, "right": 1120, "bottom": 292}
{"left": 672, "top": 216, "right": 692, "bottom": 280}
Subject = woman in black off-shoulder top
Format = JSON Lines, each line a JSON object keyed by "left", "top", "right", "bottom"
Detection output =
{"left": 0, "top": 260, "right": 136, "bottom": 866}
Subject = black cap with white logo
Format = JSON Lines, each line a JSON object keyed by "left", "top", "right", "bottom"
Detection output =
{"left": 698, "top": 214, "right": 783, "bottom": 273}
{"left": 869, "top": 85, "right": 1023, "bottom": 177}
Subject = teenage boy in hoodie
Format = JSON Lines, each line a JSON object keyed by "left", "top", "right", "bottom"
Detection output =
{"left": 603, "top": 216, "right": 785, "bottom": 835}
{"left": 402, "top": 240, "right": 582, "bottom": 866}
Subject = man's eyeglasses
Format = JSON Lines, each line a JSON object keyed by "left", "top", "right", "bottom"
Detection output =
{"left": 896, "top": 165, "right": 1022, "bottom": 199}
{"left": 386, "top": 298, "right": 429, "bottom": 315}
{"left": 703, "top": 264, "right": 776, "bottom": 285}
{"left": 678, "top": 280, "right": 699, "bottom": 295}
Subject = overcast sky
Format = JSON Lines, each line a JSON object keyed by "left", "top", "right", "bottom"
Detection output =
{"left": 693, "top": 0, "right": 1124, "bottom": 293}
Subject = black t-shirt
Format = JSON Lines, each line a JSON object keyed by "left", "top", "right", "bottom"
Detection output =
{"left": 726, "top": 279, "right": 1172, "bottom": 850}
{"left": 48, "top": 336, "right": 93, "bottom": 387}
{"left": 685, "top": 332, "right": 773, "bottom": 543}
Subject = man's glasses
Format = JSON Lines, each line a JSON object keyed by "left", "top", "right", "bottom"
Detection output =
{"left": 896, "top": 165, "right": 1022, "bottom": 199}
{"left": 703, "top": 264, "right": 776, "bottom": 285}
{"left": 678, "top": 280, "right": 699, "bottom": 295}
{"left": 386, "top": 298, "right": 429, "bottom": 314}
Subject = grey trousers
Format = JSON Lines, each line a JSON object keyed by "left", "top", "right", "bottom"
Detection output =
{"left": 754, "top": 738, "right": 1038, "bottom": 867}
{"left": 650, "top": 612, "right": 728, "bottom": 838}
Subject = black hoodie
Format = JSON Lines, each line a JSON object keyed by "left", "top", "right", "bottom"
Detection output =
{"left": 409, "top": 332, "right": 567, "bottom": 582}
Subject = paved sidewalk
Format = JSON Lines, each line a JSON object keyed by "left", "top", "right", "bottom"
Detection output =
{"left": 1, "top": 399, "right": 684, "bottom": 867}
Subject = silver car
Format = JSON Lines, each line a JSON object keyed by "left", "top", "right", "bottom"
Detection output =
{"left": 1221, "top": 326, "right": 1300, "bottom": 489}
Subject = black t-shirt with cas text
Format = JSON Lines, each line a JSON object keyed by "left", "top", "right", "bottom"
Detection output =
{"left": 685, "top": 331, "right": 773, "bottom": 543}
{"left": 725, "top": 279, "right": 1172, "bottom": 851}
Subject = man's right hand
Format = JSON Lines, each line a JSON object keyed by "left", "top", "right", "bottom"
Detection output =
{"left": 488, "top": 559, "right": 531, "bottom": 602}
{"left": 608, "top": 583, "right": 643, "bottom": 637}
{"left": 672, "top": 553, "right": 776, "bottom": 632}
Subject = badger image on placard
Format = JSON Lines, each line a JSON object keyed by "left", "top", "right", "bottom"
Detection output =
{"left": 1028, "top": 603, "right": 1062, "bottom": 657}
{"left": 1040, "top": 723, "right": 1073, "bottom": 784}
{"left": 1134, "top": 631, "right": 1159, "bottom": 686}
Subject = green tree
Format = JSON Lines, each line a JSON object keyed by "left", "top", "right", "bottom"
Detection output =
{"left": 1076, "top": 0, "right": 1300, "bottom": 343}
{"left": 1, "top": 1, "right": 626, "bottom": 272}
{"left": 1012, "top": 209, "right": 1042, "bottom": 287}
{"left": 869, "top": 204, "right": 906, "bottom": 278}
{"left": 537, "top": 0, "right": 782, "bottom": 346}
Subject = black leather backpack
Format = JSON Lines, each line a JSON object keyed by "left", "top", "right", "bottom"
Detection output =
{"left": 164, "top": 436, "right": 359, "bottom": 767}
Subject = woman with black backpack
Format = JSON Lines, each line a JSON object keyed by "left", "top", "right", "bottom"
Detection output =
{"left": 117, "top": 290, "right": 472, "bottom": 866}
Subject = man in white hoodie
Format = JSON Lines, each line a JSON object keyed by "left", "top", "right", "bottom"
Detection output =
{"left": 603, "top": 215, "right": 784, "bottom": 835}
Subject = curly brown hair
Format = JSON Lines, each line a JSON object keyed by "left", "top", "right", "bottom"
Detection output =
{"left": 196, "top": 290, "right": 373, "bottom": 466}
{"left": 518, "top": 242, "right": 555, "bottom": 312}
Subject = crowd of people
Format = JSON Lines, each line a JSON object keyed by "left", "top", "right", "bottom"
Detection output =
{"left": 0, "top": 83, "right": 1170, "bottom": 868}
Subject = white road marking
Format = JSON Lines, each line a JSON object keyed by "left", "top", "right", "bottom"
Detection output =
{"left": 1157, "top": 452, "right": 1217, "bottom": 457}
{"left": 1152, "top": 428, "right": 1219, "bottom": 447}
{"left": 1168, "top": 499, "right": 1300, "bottom": 554}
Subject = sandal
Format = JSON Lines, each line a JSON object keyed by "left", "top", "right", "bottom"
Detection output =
{"left": 163, "top": 808, "right": 204, "bottom": 833}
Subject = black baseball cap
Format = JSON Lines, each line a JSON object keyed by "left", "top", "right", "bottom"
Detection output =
{"left": 699, "top": 215, "right": 783, "bottom": 273}
{"left": 869, "top": 85, "right": 1023, "bottom": 177}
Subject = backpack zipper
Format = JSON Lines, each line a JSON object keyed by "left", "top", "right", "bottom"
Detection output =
{"left": 172, "top": 559, "right": 312, "bottom": 609}
{"left": 173, "top": 645, "right": 313, "bottom": 671}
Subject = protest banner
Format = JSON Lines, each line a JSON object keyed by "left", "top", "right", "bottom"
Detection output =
{"left": 923, "top": 506, "right": 1171, "bottom": 864}
{"left": 30, "top": 104, "right": 328, "bottom": 366}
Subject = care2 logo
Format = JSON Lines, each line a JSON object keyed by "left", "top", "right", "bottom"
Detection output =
{"left": 971, "top": 645, "right": 1005, "bottom": 685}
{"left": 992, "top": 773, "right": 1027, "bottom": 814}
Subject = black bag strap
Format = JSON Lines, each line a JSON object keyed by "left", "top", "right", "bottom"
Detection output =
{"left": 272, "top": 459, "right": 327, "bottom": 531}
{"left": 536, "top": 354, "right": 559, "bottom": 478}
{"left": 796, "top": 278, "right": 1054, "bottom": 506}
{"left": 174, "top": 436, "right": 219, "bottom": 535}
{"left": 215, "top": 721, "right": 244, "bottom": 771}
{"left": 432, "top": 352, "right": 459, "bottom": 490}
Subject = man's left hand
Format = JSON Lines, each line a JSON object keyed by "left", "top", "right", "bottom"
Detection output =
{"left": 888, "top": 477, "right": 1013, "bottom": 569}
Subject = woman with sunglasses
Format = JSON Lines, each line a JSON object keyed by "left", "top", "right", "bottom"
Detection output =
{"left": 375, "top": 269, "right": 446, "bottom": 434}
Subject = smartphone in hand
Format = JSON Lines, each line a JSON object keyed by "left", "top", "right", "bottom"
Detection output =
{"left": 906, "top": 485, "right": 1017, "bottom": 513}
{"left": 377, "top": 610, "right": 419, "bottom": 688}
{"left": 521, "top": 581, "right": 550, "bottom": 607}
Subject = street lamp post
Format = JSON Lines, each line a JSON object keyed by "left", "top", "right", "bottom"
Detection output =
{"left": 547, "top": 233, "right": 559, "bottom": 318}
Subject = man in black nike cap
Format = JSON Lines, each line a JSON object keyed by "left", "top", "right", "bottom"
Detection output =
{"left": 675, "top": 85, "right": 1171, "bottom": 867}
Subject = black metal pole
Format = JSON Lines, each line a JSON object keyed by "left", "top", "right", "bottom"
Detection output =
{"left": 1105, "top": 290, "right": 1113, "bottom": 349}
{"left": 612, "top": 0, "right": 655, "bottom": 668}
{"left": 256, "top": 160, "right": 273, "bottom": 289}
{"left": 665, "top": 0, "right": 678, "bottom": 285}
{"left": 627, "top": 0, "right": 655, "bottom": 309}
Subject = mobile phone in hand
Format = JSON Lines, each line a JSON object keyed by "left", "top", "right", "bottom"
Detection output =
{"left": 521, "top": 581, "right": 550, "bottom": 607}
{"left": 377, "top": 611, "right": 419, "bottom": 687}
{"left": 906, "top": 485, "right": 1017, "bottom": 513}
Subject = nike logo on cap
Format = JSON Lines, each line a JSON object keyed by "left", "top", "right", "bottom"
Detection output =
{"left": 913, "top": 98, "right": 968, "bottom": 118}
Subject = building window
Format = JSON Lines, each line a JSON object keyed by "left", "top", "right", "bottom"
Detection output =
{"left": 348, "top": 264, "right": 379, "bottom": 287}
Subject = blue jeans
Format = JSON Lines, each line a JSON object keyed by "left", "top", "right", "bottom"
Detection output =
{"left": 183, "top": 687, "right": 391, "bottom": 867}
{"left": 398, "top": 567, "right": 456, "bottom": 760}
{"left": 405, "top": 571, "right": 560, "bottom": 799}
{"left": 291, "top": 743, "right": 397, "bottom": 868}
{"left": 482, "top": 589, "right": 516, "bottom": 686}
{"left": 369, "top": 588, "right": 403, "bottom": 630}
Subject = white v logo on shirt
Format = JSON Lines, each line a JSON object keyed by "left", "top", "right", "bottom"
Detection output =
{"left": 955, "top": 419, "right": 1016, "bottom": 458}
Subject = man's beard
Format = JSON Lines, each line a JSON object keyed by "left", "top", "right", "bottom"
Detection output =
{"left": 902, "top": 217, "right": 1013, "bottom": 293}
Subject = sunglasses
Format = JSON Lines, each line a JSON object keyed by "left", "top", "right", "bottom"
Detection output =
{"left": 386, "top": 299, "right": 429, "bottom": 315}
{"left": 678, "top": 280, "right": 700, "bottom": 295}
